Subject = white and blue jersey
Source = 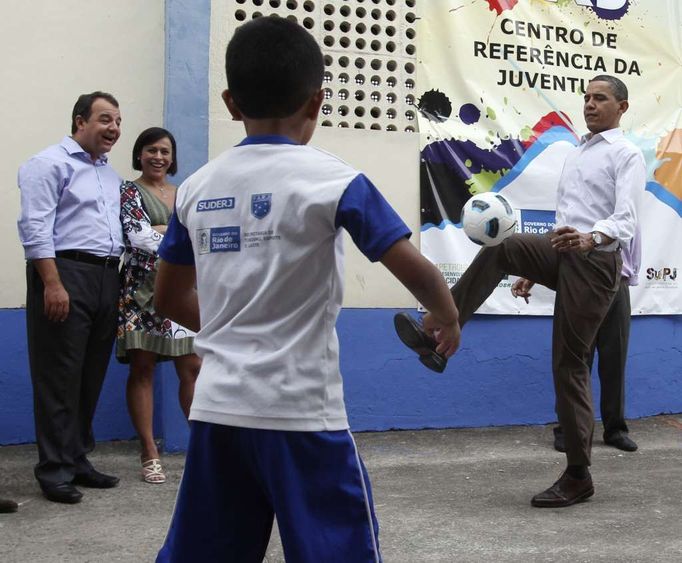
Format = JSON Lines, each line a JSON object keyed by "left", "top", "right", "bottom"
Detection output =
{"left": 159, "top": 135, "right": 410, "bottom": 432}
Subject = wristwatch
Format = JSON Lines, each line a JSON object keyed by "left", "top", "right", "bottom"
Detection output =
{"left": 591, "top": 232, "right": 604, "bottom": 247}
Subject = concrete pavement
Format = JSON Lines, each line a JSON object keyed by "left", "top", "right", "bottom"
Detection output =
{"left": 1, "top": 415, "right": 681, "bottom": 562}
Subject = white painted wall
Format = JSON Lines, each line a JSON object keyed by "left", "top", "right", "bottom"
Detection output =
{"left": 0, "top": 0, "right": 421, "bottom": 309}
{"left": 0, "top": 0, "right": 165, "bottom": 307}
{"left": 208, "top": 2, "right": 422, "bottom": 308}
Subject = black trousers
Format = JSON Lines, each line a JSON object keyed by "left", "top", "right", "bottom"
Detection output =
{"left": 451, "top": 233, "right": 621, "bottom": 466}
{"left": 26, "top": 257, "right": 119, "bottom": 486}
{"left": 594, "top": 280, "right": 631, "bottom": 437}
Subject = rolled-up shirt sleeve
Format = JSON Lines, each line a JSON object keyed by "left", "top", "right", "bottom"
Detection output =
{"left": 17, "top": 158, "right": 62, "bottom": 259}
{"left": 592, "top": 149, "right": 645, "bottom": 246}
{"left": 335, "top": 173, "right": 411, "bottom": 262}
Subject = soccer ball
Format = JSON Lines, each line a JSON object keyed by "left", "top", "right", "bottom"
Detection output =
{"left": 461, "top": 192, "right": 517, "bottom": 246}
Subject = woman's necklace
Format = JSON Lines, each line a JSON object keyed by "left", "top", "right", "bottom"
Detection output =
{"left": 138, "top": 178, "right": 169, "bottom": 200}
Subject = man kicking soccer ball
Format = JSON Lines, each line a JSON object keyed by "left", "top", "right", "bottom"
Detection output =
{"left": 395, "top": 75, "right": 645, "bottom": 508}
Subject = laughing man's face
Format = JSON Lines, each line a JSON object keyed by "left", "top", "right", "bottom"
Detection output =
{"left": 73, "top": 98, "right": 121, "bottom": 159}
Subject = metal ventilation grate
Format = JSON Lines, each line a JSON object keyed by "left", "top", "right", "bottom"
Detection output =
{"left": 230, "top": 0, "right": 418, "bottom": 132}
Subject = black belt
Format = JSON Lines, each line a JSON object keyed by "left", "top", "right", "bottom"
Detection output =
{"left": 55, "top": 250, "right": 120, "bottom": 269}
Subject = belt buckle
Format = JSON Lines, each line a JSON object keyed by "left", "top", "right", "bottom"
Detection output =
{"left": 104, "top": 256, "right": 118, "bottom": 268}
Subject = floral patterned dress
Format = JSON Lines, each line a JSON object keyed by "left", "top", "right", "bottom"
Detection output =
{"left": 116, "top": 180, "right": 194, "bottom": 362}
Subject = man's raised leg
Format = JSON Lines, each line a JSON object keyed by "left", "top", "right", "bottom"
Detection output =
{"left": 395, "top": 233, "right": 559, "bottom": 372}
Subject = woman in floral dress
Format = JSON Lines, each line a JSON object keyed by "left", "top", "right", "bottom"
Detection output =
{"left": 117, "top": 127, "right": 200, "bottom": 484}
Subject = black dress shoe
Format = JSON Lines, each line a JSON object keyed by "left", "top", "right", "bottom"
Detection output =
{"left": 72, "top": 470, "right": 120, "bottom": 489}
{"left": 604, "top": 432, "right": 638, "bottom": 452}
{"left": 41, "top": 482, "right": 83, "bottom": 504}
{"left": 553, "top": 426, "right": 566, "bottom": 453}
{"left": 393, "top": 313, "right": 447, "bottom": 373}
{"left": 531, "top": 471, "right": 594, "bottom": 508}
{"left": 0, "top": 498, "right": 19, "bottom": 513}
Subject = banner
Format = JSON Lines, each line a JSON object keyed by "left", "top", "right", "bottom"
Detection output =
{"left": 417, "top": 0, "right": 682, "bottom": 314}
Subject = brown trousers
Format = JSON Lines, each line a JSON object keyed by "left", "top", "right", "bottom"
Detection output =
{"left": 555, "top": 279, "right": 631, "bottom": 441}
{"left": 451, "top": 233, "right": 622, "bottom": 466}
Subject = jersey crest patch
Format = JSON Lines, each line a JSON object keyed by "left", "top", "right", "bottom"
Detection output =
{"left": 251, "top": 193, "right": 272, "bottom": 219}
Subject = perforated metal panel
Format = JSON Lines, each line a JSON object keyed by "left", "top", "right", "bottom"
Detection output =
{"left": 230, "top": 0, "right": 418, "bottom": 132}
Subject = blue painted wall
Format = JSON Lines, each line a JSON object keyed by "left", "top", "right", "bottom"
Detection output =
{"left": 0, "top": 309, "right": 135, "bottom": 445}
{"left": 2, "top": 0, "right": 680, "bottom": 452}
{"left": 164, "top": 0, "right": 211, "bottom": 184}
{"left": 340, "top": 310, "right": 682, "bottom": 431}
{"left": 2, "top": 308, "right": 681, "bottom": 449}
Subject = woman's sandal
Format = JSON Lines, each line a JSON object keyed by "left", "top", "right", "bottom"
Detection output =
{"left": 141, "top": 458, "right": 166, "bottom": 484}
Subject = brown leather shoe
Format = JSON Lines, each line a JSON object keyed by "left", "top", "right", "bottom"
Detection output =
{"left": 531, "top": 471, "right": 594, "bottom": 508}
{"left": 393, "top": 312, "right": 447, "bottom": 373}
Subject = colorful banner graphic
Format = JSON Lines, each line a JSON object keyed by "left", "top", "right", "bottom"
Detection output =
{"left": 417, "top": 0, "right": 682, "bottom": 314}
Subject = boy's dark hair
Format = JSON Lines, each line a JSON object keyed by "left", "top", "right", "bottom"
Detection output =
{"left": 71, "top": 91, "right": 119, "bottom": 134}
{"left": 590, "top": 75, "right": 628, "bottom": 101}
{"left": 132, "top": 127, "right": 178, "bottom": 176}
{"left": 225, "top": 16, "right": 324, "bottom": 119}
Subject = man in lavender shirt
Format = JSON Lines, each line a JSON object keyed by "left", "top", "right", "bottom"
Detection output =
{"left": 17, "top": 92, "right": 124, "bottom": 504}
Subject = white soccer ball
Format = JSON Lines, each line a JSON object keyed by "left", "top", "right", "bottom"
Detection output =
{"left": 461, "top": 192, "right": 517, "bottom": 247}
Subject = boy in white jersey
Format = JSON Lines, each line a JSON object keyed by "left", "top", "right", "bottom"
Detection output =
{"left": 153, "top": 17, "right": 460, "bottom": 563}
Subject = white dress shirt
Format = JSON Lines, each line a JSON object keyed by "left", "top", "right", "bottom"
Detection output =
{"left": 621, "top": 223, "right": 641, "bottom": 286}
{"left": 555, "top": 128, "right": 646, "bottom": 252}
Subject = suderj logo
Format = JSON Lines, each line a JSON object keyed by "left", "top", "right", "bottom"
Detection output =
{"left": 646, "top": 267, "right": 678, "bottom": 282}
{"left": 543, "top": 0, "right": 630, "bottom": 20}
{"left": 196, "top": 197, "right": 235, "bottom": 212}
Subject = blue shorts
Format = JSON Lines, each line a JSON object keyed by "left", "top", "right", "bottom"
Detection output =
{"left": 157, "top": 421, "right": 382, "bottom": 562}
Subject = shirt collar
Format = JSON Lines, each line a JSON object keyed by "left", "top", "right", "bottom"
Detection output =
{"left": 580, "top": 127, "right": 622, "bottom": 146}
{"left": 237, "top": 135, "right": 299, "bottom": 147}
{"left": 60, "top": 136, "right": 109, "bottom": 164}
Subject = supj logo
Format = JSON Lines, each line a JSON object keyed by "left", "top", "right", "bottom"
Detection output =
{"left": 544, "top": 0, "right": 629, "bottom": 20}
{"left": 646, "top": 267, "right": 677, "bottom": 282}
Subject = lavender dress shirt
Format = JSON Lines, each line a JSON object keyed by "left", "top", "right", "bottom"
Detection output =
{"left": 17, "top": 136, "right": 124, "bottom": 259}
